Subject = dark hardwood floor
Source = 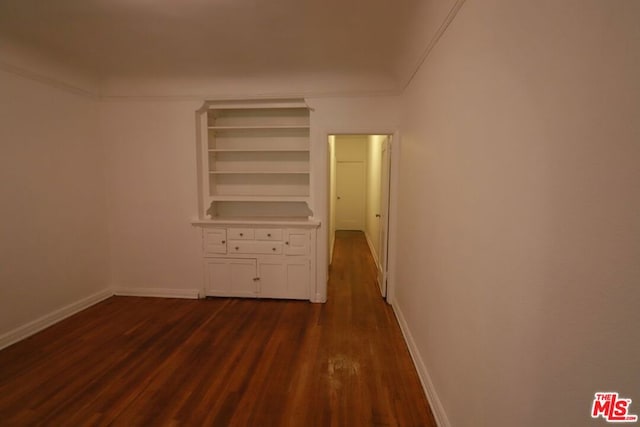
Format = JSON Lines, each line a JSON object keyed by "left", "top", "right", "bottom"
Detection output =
{"left": 0, "top": 231, "right": 435, "bottom": 426}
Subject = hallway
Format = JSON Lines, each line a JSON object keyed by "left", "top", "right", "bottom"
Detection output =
{"left": 319, "top": 230, "right": 436, "bottom": 426}
{"left": 0, "top": 231, "right": 435, "bottom": 426}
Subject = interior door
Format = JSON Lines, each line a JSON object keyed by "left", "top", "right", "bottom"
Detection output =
{"left": 335, "top": 161, "right": 366, "bottom": 230}
{"left": 378, "top": 138, "right": 391, "bottom": 298}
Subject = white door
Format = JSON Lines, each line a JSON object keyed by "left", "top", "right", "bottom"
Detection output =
{"left": 335, "top": 161, "right": 366, "bottom": 230}
{"left": 378, "top": 138, "right": 391, "bottom": 298}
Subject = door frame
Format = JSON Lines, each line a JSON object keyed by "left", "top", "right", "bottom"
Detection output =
{"left": 377, "top": 137, "right": 391, "bottom": 298}
{"left": 325, "top": 131, "right": 400, "bottom": 304}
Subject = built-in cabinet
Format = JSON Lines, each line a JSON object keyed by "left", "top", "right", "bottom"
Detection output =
{"left": 200, "top": 224, "right": 317, "bottom": 300}
{"left": 193, "top": 99, "right": 319, "bottom": 301}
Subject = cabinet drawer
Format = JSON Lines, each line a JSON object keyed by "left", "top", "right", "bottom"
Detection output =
{"left": 228, "top": 241, "right": 283, "bottom": 255}
{"left": 204, "top": 229, "right": 227, "bottom": 254}
{"left": 255, "top": 229, "right": 283, "bottom": 241}
{"left": 228, "top": 228, "right": 254, "bottom": 240}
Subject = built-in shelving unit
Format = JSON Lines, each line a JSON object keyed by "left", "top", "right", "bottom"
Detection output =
{"left": 193, "top": 99, "right": 320, "bottom": 302}
{"left": 196, "top": 99, "right": 312, "bottom": 220}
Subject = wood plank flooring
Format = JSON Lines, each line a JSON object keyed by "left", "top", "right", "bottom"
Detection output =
{"left": 0, "top": 231, "right": 435, "bottom": 426}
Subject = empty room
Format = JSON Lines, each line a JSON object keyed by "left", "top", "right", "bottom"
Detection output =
{"left": 1, "top": 1, "right": 638, "bottom": 426}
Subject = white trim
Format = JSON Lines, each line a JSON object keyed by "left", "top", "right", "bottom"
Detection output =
{"left": 384, "top": 131, "right": 400, "bottom": 306}
{"left": 0, "top": 289, "right": 113, "bottom": 350}
{"left": 364, "top": 231, "right": 381, "bottom": 270}
{"left": 0, "top": 0, "right": 466, "bottom": 103}
{"left": 401, "top": 0, "right": 467, "bottom": 91}
{"left": 0, "top": 58, "right": 401, "bottom": 101}
{"left": 392, "top": 301, "right": 451, "bottom": 427}
{"left": 99, "top": 88, "right": 401, "bottom": 102}
{"left": 311, "top": 292, "right": 324, "bottom": 303}
{"left": 192, "top": 218, "right": 320, "bottom": 227}
{"left": 364, "top": 231, "right": 386, "bottom": 298}
{"left": 0, "top": 60, "right": 98, "bottom": 99}
{"left": 112, "top": 287, "right": 201, "bottom": 299}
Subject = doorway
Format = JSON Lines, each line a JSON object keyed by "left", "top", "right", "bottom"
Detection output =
{"left": 328, "top": 134, "right": 392, "bottom": 298}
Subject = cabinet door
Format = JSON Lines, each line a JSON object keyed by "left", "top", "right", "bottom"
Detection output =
{"left": 204, "top": 229, "right": 227, "bottom": 255}
{"left": 285, "top": 260, "right": 310, "bottom": 300}
{"left": 205, "top": 258, "right": 257, "bottom": 298}
{"left": 258, "top": 259, "right": 309, "bottom": 300}
{"left": 258, "top": 261, "right": 286, "bottom": 299}
{"left": 284, "top": 229, "right": 310, "bottom": 256}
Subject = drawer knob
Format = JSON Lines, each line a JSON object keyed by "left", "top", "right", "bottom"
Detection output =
{"left": 272, "top": 247, "right": 276, "bottom": 251}
{"left": 239, "top": 233, "right": 243, "bottom": 236}
{"left": 285, "top": 241, "right": 289, "bottom": 245}
{"left": 221, "top": 240, "right": 225, "bottom": 244}
{"left": 235, "top": 246, "right": 239, "bottom": 250}
{"left": 267, "top": 233, "right": 271, "bottom": 237}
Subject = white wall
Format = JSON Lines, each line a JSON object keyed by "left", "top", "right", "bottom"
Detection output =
{"left": 396, "top": 1, "right": 640, "bottom": 426}
{"left": 0, "top": 68, "right": 109, "bottom": 342}
{"left": 99, "top": 97, "right": 400, "bottom": 303}
{"left": 100, "top": 100, "right": 204, "bottom": 296}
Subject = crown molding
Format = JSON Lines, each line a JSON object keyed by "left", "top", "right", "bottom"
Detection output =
{"left": 0, "top": 59, "right": 99, "bottom": 99}
{"left": 97, "top": 85, "right": 402, "bottom": 102}
{"left": 400, "top": 0, "right": 467, "bottom": 92}
{"left": 1, "top": 1, "right": 464, "bottom": 102}
{"left": 2, "top": 58, "right": 401, "bottom": 101}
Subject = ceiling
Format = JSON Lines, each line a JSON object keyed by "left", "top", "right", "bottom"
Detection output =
{"left": 0, "top": 0, "right": 421, "bottom": 86}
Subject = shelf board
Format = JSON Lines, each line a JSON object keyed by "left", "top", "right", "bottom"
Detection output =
{"left": 192, "top": 217, "right": 320, "bottom": 227}
{"left": 208, "top": 125, "right": 309, "bottom": 130}
{"left": 208, "top": 148, "right": 309, "bottom": 152}
{"left": 209, "top": 195, "right": 309, "bottom": 202}
{"left": 206, "top": 100, "right": 308, "bottom": 110}
{"left": 209, "top": 170, "right": 309, "bottom": 175}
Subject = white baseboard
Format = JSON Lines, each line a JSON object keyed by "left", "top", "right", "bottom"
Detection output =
{"left": 392, "top": 302, "right": 451, "bottom": 427}
{"left": 112, "top": 287, "right": 200, "bottom": 299}
{"left": 0, "top": 288, "right": 113, "bottom": 350}
{"left": 311, "top": 292, "right": 327, "bottom": 303}
{"left": 364, "top": 231, "right": 381, "bottom": 269}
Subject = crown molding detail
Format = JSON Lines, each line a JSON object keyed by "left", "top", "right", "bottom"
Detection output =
{"left": 401, "top": 0, "right": 467, "bottom": 92}
{"left": 1, "top": 1, "right": 465, "bottom": 102}
{"left": 0, "top": 59, "right": 99, "bottom": 98}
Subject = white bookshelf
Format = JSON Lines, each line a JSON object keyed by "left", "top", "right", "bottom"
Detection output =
{"left": 196, "top": 99, "right": 312, "bottom": 220}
